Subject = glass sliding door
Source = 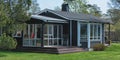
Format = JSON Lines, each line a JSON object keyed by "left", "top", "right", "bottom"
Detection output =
{"left": 44, "top": 24, "right": 63, "bottom": 47}
{"left": 77, "top": 22, "right": 88, "bottom": 47}
{"left": 23, "top": 24, "right": 42, "bottom": 47}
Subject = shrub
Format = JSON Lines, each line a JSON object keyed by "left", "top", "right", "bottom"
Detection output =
{"left": 0, "top": 33, "right": 17, "bottom": 50}
{"left": 93, "top": 44, "right": 106, "bottom": 51}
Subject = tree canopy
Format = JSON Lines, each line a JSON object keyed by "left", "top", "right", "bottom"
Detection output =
{"left": 0, "top": 0, "right": 32, "bottom": 34}
{"left": 29, "top": 0, "right": 40, "bottom": 14}
{"left": 107, "top": 0, "right": 120, "bottom": 31}
{"left": 63, "top": 0, "right": 101, "bottom": 17}
{"left": 108, "top": 0, "right": 120, "bottom": 23}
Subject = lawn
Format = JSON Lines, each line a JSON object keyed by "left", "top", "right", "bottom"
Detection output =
{"left": 0, "top": 43, "right": 120, "bottom": 60}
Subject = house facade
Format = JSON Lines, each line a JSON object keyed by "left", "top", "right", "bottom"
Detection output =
{"left": 15, "top": 4, "right": 112, "bottom": 51}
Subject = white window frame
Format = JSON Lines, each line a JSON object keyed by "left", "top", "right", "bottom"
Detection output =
{"left": 90, "top": 23, "right": 102, "bottom": 41}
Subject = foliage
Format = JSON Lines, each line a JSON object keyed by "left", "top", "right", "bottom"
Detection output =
{"left": 108, "top": 9, "right": 120, "bottom": 24}
{"left": 0, "top": 0, "right": 32, "bottom": 34}
{"left": 63, "top": 0, "right": 102, "bottom": 17}
{"left": 69, "top": 0, "right": 88, "bottom": 13}
{"left": 108, "top": 0, "right": 120, "bottom": 23}
{"left": 87, "top": 4, "right": 102, "bottom": 17}
{"left": 107, "top": 0, "right": 120, "bottom": 41}
{"left": 29, "top": 0, "right": 40, "bottom": 14}
{"left": 0, "top": 33, "right": 17, "bottom": 50}
{"left": 93, "top": 44, "right": 106, "bottom": 51}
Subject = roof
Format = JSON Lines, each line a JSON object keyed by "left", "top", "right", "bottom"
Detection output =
{"left": 38, "top": 9, "right": 112, "bottom": 24}
{"left": 31, "top": 15, "right": 68, "bottom": 23}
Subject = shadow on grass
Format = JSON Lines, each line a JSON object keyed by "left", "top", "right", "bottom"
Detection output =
{"left": 0, "top": 54, "right": 7, "bottom": 57}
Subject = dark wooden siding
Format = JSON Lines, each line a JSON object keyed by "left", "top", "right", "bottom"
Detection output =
{"left": 63, "top": 23, "right": 69, "bottom": 46}
{"left": 26, "top": 18, "right": 44, "bottom": 24}
{"left": 72, "top": 21, "right": 77, "bottom": 46}
{"left": 80, "top": 42, "right": 87, "bottom": 48}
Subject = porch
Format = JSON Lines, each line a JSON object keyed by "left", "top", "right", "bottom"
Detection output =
{"left": 23, "top": 15, "right": 70, "bottom": 48}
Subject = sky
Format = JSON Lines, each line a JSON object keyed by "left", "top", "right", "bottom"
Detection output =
{"left": 37, "top": 0, "right": 110, "bottom": 14}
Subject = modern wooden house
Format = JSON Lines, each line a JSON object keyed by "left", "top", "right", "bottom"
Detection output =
{"left": 15, "top": 3, "right": 112, "bottom": 54}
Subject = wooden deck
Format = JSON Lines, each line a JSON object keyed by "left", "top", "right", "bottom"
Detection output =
{"left": 15, "top": 46, "right": 86, "bottom": 54}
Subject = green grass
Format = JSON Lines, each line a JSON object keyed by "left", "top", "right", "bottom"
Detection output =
{"left": 0, "top": 43, "right": 120, "bottom": 60}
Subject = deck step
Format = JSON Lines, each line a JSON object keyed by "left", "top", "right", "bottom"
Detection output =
{"left": 14, "top": 47, "right": 86, "bottom": 54}
{"left": 57, "top": 48, "right": 85, "bottom": 54}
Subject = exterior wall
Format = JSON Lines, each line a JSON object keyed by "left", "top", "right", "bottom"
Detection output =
{"left": 62, "top": 23, "right": 69, "bottom": 46}
{"left": 90, "top": 41, "right": 101, "bottom": 48}
{"left": 80, "top": 42, "right": 88, "bottom": 48}
{"left": 72, "top": 21, "right": 77, "bottom": 46}
{"left": 63, "top": 20, "right": 78, "bottom": 46}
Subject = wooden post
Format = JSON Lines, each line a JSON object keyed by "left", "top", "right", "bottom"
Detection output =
{"left": 41, "top": 22, "right": 44, "bottom": 47}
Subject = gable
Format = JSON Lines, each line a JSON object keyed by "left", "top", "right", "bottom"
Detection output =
{"left": 39, "top": 12, "right": 66, "bottom": 20}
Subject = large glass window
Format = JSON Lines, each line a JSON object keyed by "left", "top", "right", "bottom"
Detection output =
{"left": 80, "top": 23, "right": 88, "bottom": 42}
{"left": 90, "top": 23, "right": 102, "bottom": 41}
{"left": 23, "top": 24, "right": 42, "bottom": 47}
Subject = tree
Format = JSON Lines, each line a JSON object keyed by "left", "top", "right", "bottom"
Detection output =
{"left": 29, "top": 0, "right": 40, "bottom": 14}
{"left": 107, "top": 0, "right": 120, "bottom": 31}
{"left": 63, "top": 0, "right": 101, "bottom": 16}
{"left": 107, "top": 0, "right": 120, "bottom": 41}
{"left": 108, "top": 0, "right": 120, "bottom": 23}
{"left": 87, "top": 4, "right": 102, "bottom": 17}
{"left": 68, "top": 0, "right": 88, "bottom": 13}
{"left": 0, "top": 0, "right": 32, "bottom": 34}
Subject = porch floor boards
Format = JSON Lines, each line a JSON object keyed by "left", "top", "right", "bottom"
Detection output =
{"left": 15, "top": 46, "right": 86, "bottom": 54}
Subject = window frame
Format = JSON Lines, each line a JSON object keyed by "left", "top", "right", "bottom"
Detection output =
{"left": 90, "top": 23, "right": 102, "bottom": 41}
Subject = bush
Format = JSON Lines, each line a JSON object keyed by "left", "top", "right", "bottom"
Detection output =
{"left": 0, "top": 33, "right": 17, "bottom": 50}
{"left": 93, "top": 44, "right": 106, "bottom": 51}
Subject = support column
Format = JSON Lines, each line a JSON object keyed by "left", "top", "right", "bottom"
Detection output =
{"left": 102, "top": 24, "right": 105, "bottom": 44}
{"left": 41, "top": 22, "right": 44, "bottom": 47}
{"left": 100, "top": 24, "right": 103, "bottom": 44}
{"left": 87, "top": 23, "right": 90, "bottom": 49}
{"left": 69, "top": 20, "right": 72, "bottom": 47}
{"left": 77, "top": 21, "right": 80, "bottom": 46}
